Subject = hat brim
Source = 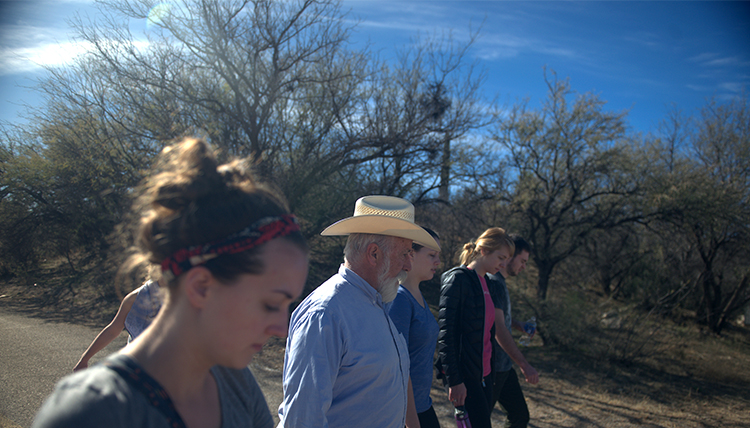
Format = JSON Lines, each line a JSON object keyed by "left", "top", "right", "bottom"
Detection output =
{"left": 321, "top": 215, "right": 440, "bottom": 251}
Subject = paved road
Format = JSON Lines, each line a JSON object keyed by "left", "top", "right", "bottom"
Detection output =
{"left": 0, "top": 304, "right": 291, "bottom": 428}
{"left": 0, "top": 304, "right": 127, "bottom": 428}
{"left": 0, "top": 303, "right": 291, "bottom": 428}
{"left": 0, "top": 303, "right": 460, "bottom": 428}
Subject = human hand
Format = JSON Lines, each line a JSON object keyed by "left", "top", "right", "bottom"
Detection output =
{"left": 448, "top": 383, "right": 467, "bottom": 407}
{"left": 520, "top": 363, "right": 539, "bottom": 385}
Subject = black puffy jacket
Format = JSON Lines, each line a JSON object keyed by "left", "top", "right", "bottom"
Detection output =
{"left": 437, "top": 266, "right": 495, "bottom": 387}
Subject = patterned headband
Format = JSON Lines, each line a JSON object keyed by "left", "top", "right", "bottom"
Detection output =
{"left": 160, "top": 214, "right": 300, "bottom": 281}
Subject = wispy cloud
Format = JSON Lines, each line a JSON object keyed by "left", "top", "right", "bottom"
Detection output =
{"left": 344, "top": 1, "right": 459, "bottom": 35}
{"left": 690, "top": 52, "right": 750, "bottom": 68}
{"left": 0, "top": 39, "right": 92, "bottom": 75}
{"left": 718, "top": 81, "right": 746, "bottom": 94}
{"left": 1, "top": 16, "right": 152, "bottom": 77}
{"left": 621, "top": 31, "right": 663, "bottom": 49}
{"left": 686, "top": 84, "right": 713, "bottom": 92}
{"left": 686, "top": 81, "right": 748, "bottom": 97}
{"left": 343, "top": 1, "right": 581, "bottom": 66}
{"left": 705, "top": 56, "right": 745, "bottom": 67}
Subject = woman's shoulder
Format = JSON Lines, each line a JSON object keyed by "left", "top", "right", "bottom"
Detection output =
{"left": 137, "top": 279, "right": 162, "bottom": 297}
{"left": 212, "top": 366, "right": 273, "bottom": 428}
{"left": 212, "top": 365, "right": 263, "bottom": 393}
{"left": 396, "top": 285, "right": 420, "bottom": 304}
{"left": 441, "top": 266, "right": 474, "bottom": 283}
{"left": 32, "top": 360, "right": 149, "bottom": 428}
{"left": 388, "top": 287, "right": 418, "bottom": 313}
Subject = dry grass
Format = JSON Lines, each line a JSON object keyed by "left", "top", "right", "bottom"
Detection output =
{"left": 248, "top": 320, "right": 750, "bottom": 428}
{"left": 514, "top": 321, "right": 750, "bottom": 428}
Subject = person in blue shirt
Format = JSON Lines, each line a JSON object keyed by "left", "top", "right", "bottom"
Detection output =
{"left": 278, "top": 195, "right": 441, "bottom": 428}
{"left": 388, "top": 227, "right": 442, "bottom": 428}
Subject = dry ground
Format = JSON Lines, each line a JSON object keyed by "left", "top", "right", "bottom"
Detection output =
{"left": 250, "top": 329, "right": 750, "bottom": 428}
{"left": 2, "top": 265, "right": 749, "bottom": 428}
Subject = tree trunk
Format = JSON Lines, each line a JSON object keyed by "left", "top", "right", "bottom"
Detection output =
{"left": 439, "top": 134, "right": 450, "bottom": 202}
{"left": 536, "top": 261, "right": 553, "bottom": 300}
{"left": 716, "top": 272, "right": 750, "bottom": 335}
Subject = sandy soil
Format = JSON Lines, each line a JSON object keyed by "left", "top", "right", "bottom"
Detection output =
{"left": 251, "top": 335, "right": 750, "bottom": 428}
{"left": 3, "top": 274, "right": 749, "bottom": 428}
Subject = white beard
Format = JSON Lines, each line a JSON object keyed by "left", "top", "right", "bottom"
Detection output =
{"left": 377, "top": 259, "right": 408, "bottom": 303}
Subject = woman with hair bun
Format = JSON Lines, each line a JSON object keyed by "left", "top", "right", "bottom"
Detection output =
{"left": 33, "top": 138, "right": 309, "bottom": 428}
{"left": 437, "top": 227, "right": 515, "bottom": 428}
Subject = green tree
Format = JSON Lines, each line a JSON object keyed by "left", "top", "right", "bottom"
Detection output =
{"left": 2, "top": 0, "right": 490, "bottom": 287}
{"left": 0, "top": 113, "right": 136, "bottom": 272}
{"left": 649, "top": 96, "right": 750, "bottom": 333}
{"left": 492, "top": 73, "right": 644, "bottom": 299}
{"left": 59, "top": 0, "right": 489, "bottom": 210}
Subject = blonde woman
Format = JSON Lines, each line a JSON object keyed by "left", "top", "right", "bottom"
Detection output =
{"left": 437, "top": 227, "right": 514, "bottom": 428}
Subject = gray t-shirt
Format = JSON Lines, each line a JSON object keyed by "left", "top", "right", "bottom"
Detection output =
{"left": 488, "top": 273, "right": 513, "bottom": 372}
{"left": 32, "top": 354, "right": 273, "bottom": 428}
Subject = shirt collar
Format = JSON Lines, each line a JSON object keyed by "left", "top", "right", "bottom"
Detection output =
{"left": 339, "top": 264, "right": 383, "bottom": 306}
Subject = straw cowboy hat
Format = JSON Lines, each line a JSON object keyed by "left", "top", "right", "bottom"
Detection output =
{"left": 321, "top": 195, "right": 440, "bottom": 251}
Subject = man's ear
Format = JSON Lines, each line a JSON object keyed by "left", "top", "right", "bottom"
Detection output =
{"left": 182, "top": 266, "right": 215, "bottom": 309}
{"left": 365, "top": 242, "right": 380, "bottom": 267}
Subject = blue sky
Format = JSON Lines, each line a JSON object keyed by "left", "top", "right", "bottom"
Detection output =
{"left": 1, "top": 1, "right": 748, "bottom": 133}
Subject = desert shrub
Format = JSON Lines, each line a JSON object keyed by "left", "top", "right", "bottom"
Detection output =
{"left": 538, "top": 288, "right": 675, "bottom": 365}
{"left": 537, "top": 290, "right": 597, "bottom": 351}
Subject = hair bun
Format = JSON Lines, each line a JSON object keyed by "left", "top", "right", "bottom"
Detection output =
{"left": 125, "top": 137, "right": 304, "bottom": 289}
{"left": 149, "top": 139, "right": 229, "bottom": 212}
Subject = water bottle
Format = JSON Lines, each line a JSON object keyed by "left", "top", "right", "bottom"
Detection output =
{"left": 519, "top": 316, "right": 536, "bottom": 346}
{"left": 454, "top": 405, "right": 472, "bottom": 428}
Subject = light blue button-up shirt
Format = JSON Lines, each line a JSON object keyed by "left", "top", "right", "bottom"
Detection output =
{"left": 278, "top": 265, "right": 410, "bottom": 428}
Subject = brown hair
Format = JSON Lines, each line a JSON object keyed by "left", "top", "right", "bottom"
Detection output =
{"left": 412, "top": 227, "right": 440, "bottom": 252}
{"left": 125, "top": 137, "right": 306, "bottom": 289}
{"left": 458, "top": 227, "right": 514, "bottom": 266}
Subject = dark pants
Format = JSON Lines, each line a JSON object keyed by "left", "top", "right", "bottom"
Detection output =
{"left": 492, "top": 369, "right": 530, "bottom": 428}
{"left": 464, "top": 374, "right": 493, "bottom": 428}
{"left": 417, "top": 405, "right": 441, "bottom": 428}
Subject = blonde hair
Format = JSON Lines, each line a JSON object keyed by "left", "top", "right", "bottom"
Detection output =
{"left": 459, "top": 227, "right": 515, "bottom": 266}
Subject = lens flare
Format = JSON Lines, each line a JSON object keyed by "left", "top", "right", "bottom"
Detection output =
{"left": 147, "top": 3, "right": 172, "bottom": 29}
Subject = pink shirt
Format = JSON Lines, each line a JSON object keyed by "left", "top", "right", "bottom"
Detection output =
{"left": 477, "top": 272, "right": 495, "bottom": 377}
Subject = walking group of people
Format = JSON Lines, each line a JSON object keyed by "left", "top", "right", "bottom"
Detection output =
{"left": 32, "top": 137, "right": 539, "bottom": 428}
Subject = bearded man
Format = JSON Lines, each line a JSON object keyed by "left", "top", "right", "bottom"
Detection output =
{"left": 278, "top": 196, "right": 440, "bottom": 428}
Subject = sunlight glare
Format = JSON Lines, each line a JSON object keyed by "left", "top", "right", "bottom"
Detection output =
{"left": 147, "top": 3, "right": 172, "bottom": 29}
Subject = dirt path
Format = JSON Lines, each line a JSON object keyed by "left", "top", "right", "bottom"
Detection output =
{"left": 252, "top": 337, "right": 750, "bottom": 428}
{"left": 2, "top": 300, "right": 749, "bottom": 428}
